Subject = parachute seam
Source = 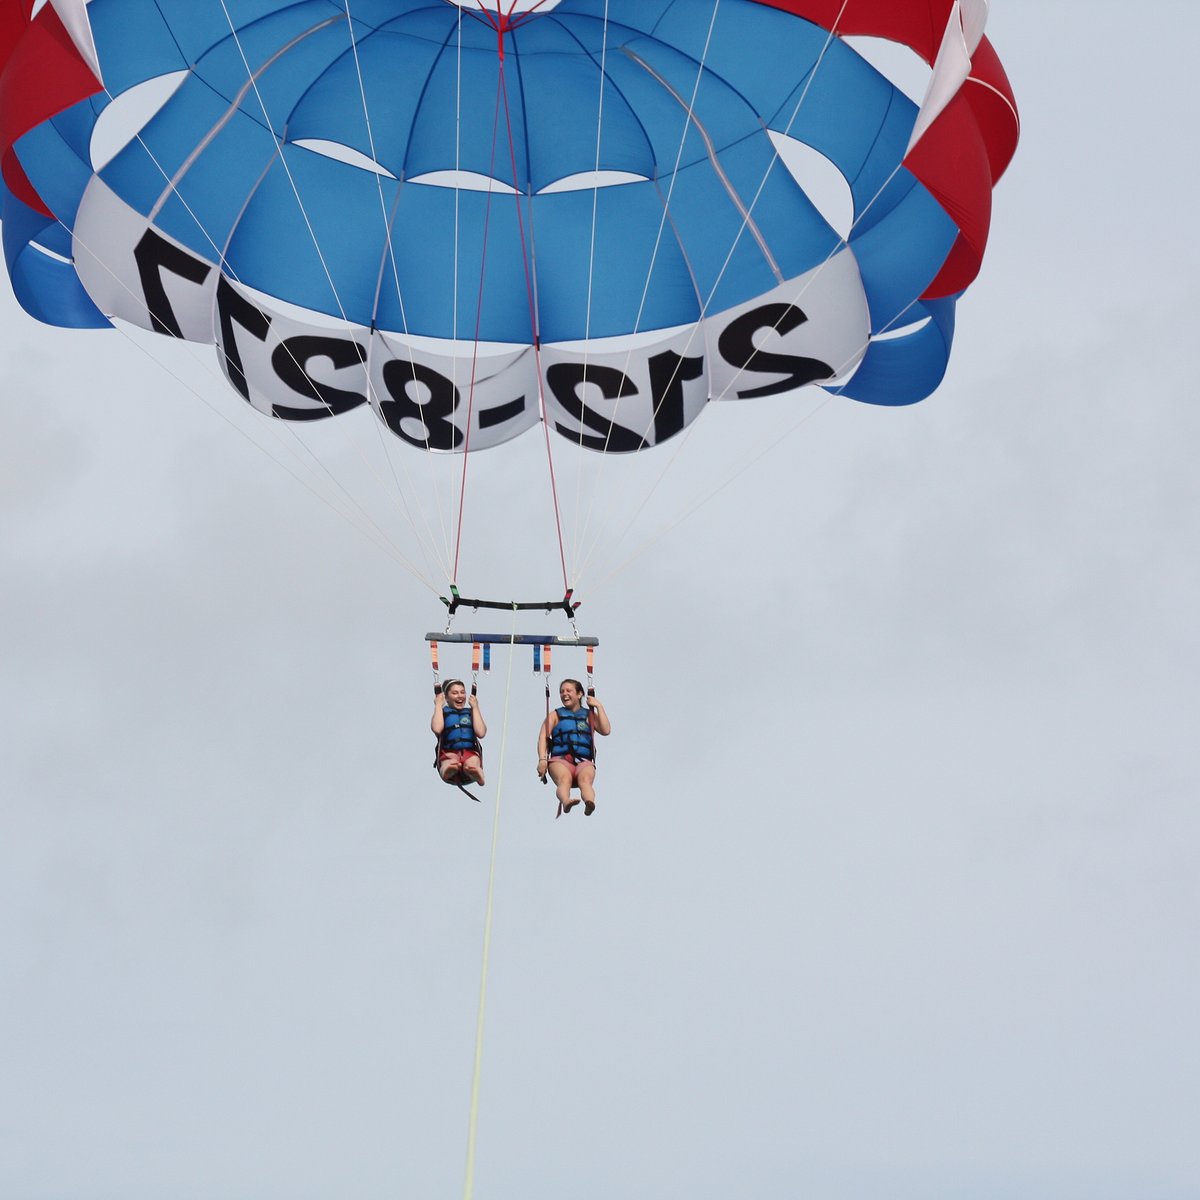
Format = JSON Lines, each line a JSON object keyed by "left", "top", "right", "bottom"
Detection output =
{"left": 619, "top": 47, "right": 782, "bottom": 284}
{"left": 148, "top": 13, "right": 346, "bottom": 220}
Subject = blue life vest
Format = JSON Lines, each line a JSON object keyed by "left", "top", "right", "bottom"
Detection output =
{"left": 440, "top": 705, "right": 479, "bottom": 754}
{"left": 550, "top": 706, "right": 594, "bottom": 761}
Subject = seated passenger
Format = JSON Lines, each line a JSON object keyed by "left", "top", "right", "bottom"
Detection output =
{"left": 432, "top": 679, "right": 486, "bottom": 786}
{"left": 537, "top": 678, "right": 611, "bottom": 815}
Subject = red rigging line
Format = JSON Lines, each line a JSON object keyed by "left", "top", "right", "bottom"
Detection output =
{"left": 451, "top": 66, "right": 506, "bottom": 585}
{"left": 496, "top": 52, "right": 571, "bottom": 593}
{"left": 452, "top": 23, "right": 571, "bottom": 595}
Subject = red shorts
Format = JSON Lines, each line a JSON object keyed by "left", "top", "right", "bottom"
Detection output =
{"left": 440, "top": 750, "right": 480, "bottom": 768}
{"left": 549, "top": 754, "right": 593, "bottom": 781}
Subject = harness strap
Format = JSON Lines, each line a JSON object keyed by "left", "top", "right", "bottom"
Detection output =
{"left": 455, "top": 782, "right": 482, "bottom": 803}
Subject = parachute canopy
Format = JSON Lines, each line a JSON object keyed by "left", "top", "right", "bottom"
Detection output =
{"left": 0, "top": 0, "right": 1018, "bottom": 453}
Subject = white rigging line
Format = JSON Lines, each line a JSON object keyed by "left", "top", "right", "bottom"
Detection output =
{"left": 567, "top": 0, "right": 723, "bottom": 578}
{"left": 452, "top": 3, "right": 465, "bottom": 561}
{"left": 569, "top": 0, "right": 612, "bottom": 575}
{"left": 59, "top": 209, "right": 442, "bottom": 587}
{"left": 217, "top": 0, "right": 459, "bottom": 584}
{"left": 573, "top": 0, "right": 854, "bottom": 586}
{"left": 342, "top": 0, "right": 460, "bottom": 577}
{"left": 570, "top": 0, "right": 942, "bottom": 592}
{"left": 96, "top": 38, "right": 455, "bottom": 585}
{"left": 587, "top": 291, "right": 930, "bottom": 598}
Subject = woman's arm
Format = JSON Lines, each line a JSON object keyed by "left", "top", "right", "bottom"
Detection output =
{"left": 589, "top": 698, "right": 612, "bottom": 737}
{"left": 431, "top": 692, "right": 445, "bottom": 735}
{"left": 536, "top": 713, "right": 555, "bottom": 778}
{"left": 470, "top": 693, "right": 487, "bottom": 739}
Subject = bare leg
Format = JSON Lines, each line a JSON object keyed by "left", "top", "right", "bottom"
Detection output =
{"left": 440, "top": 759, "right": 464, "bottom": 785}
{"left": 463, "top": 754, "right": 485, "bottom": 786}
{"left": 576, "top": 762, "right": 597, "bottom": 815}
{"left": 548, "top": 761, "right": 576, "bottom": 811}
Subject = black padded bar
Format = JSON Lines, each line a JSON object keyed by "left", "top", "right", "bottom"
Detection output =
{"left": 440, "top": 588, "right": 579, "bottom": 619}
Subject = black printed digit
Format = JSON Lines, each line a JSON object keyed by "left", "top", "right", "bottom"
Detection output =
{"left": 271, "top": 335, "right": 368, "bottom": 419}
{"left": 133, "top": 228, "right": 212, "bottom": 338}
{"left": 547, "top": 362, "right": 645, "bottom": 453}
{"left": 215, "top": 276, "right": 271, "bottom": 400}
{"left": 380, "top": 359, "right": 463, "bottom": 451}
{"left": 646, "top": 350, "right": 704, "bottom": 444}
{"left": 717, "top": 303, "right": 834, "bottom": 399}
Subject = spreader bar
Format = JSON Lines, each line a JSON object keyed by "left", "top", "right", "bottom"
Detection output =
{"left": 425, "top": 632, "right": 598, "bottom": 647}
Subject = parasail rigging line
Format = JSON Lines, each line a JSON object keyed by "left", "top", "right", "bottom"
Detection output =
{"left": 569, "top": 0, "right": 612, "bottom": 576}
{"left": 587, "top": 291, "right": 929, "bottom": 597}
{"left": 56, "top": 208, "right": 444, "bottom": 588}
{"left": 450, "top": 3, "right": 465, "bottom": 557}
{"left": 566, "top": 0, "right": 723, "bottom": 574}
{"left": 216, "top": 0, "right": 463, "bottom": 583}
{"left": 495, "top": 37, "right": 571, "bottom": 594}
{"left": 451, "top": 63, "right": 507, "bottom": 585}
{"left": 90, "top": 49, "right": 458, "bottom": 587}
{"left": 344, "top": 0, "right": 463, "bottom": 577}
{"left": 92, "top": 105, "right": 453, "bottom": 584}
{"left": 110, "top": 317, "right": 440, "bottom": 583}
{"left": 574, "top": 1, "right": 942, "bottom": 590}
{"left": 571, "top": 0, "right": 846, "bottom": 584}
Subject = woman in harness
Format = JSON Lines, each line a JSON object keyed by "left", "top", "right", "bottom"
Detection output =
{"left": 432, "top": 679, "right": 486, "bottom": 787}
{"left": 537, "top": 678, "right": 611, "bottom": 815}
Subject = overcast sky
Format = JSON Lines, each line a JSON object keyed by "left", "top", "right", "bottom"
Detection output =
{"left": 3, "top": 3, "right": 1199, "bottom": 1198}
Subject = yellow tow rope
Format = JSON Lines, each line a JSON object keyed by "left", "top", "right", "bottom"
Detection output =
{"left": 462, "top": 605, "right": 519, "bottom": 1200}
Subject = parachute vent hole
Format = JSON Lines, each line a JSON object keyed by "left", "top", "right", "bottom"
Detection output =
{"left": 841, "top": 36, "right": 932, "bottom": 107}
{"left": 538, "top": 171, "right": 650, "bottom": 195}
{"left": 768, "top": 132, "right": 853, "bottom": 241}
{"left": 874, "top": 316, "right": 933, "bottom": 342}
{"left": 409, "top": 170, "right": 519, "bottom": 195}
{"left": 291, "top": 139, "right": 397, "bottom": 178}
{"left": 90, "top": 71, "right": 189, "bottom": 172}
